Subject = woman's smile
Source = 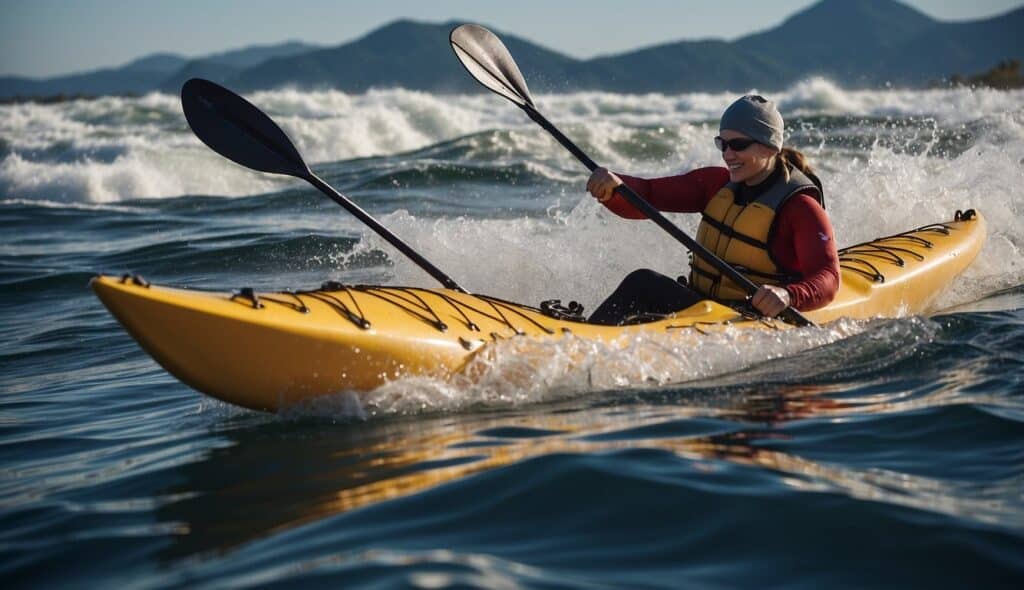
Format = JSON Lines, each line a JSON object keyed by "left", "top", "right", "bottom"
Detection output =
{"left": 719, "top": 129, "right": 777, "bottom": 185}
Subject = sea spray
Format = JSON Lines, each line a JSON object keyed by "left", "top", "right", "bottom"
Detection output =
{"left": 271, "top": 319, "right": 870, "bottom": 420}
{"left": 2, "top": 80, "right": 1020, "bottom": 305}
{"left": 3, "top": 81, "right": 1021, "bottom": 199}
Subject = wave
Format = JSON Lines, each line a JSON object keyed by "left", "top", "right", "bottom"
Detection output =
{"left": 2, "top": 81, "right": 1021, "bottom": 304}
{"left": 89, "top": 233, "right": 386, "bottom": 276}
{"left": 365, "top": 178, "right": 1022, "bottom": 313}
{"left": 1, "top": 81, "right": 1021, "bottom": 202}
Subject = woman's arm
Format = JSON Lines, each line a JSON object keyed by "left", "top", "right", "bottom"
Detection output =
{"left": 775, "top": 194, "right": 840, "bottom": 311}
{"left": 598, "top": 167, "right": 730, "bottom": 219}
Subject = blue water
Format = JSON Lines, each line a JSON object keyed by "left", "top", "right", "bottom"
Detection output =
{"left": 2, "top": 84, "right": 1024, "bottom": 588}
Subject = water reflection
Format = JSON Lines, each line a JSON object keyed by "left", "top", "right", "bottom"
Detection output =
{"left": 155, "top": 376, "right": 1016, "bottom": 562}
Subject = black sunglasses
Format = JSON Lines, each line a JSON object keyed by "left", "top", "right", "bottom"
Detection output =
{"left": 714, "top": 136, "right": 758, "bottom": 152}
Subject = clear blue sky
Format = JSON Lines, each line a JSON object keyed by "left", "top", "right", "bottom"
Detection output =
{"left": 1, "top": 0, "right": 1021, "bottom": 77}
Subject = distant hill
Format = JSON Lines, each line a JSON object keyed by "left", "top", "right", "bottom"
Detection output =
{"left": 122, "top": 53, "right": 189, "bottom": 74}
{"left": 884, "top": 7, "right": 1024, "bottom": 83}
{"left": 2, "top": 0, "right": 1022, "bottom": 99}
{"left": 590, "top": 0, "right": 1023, "bottom": 90}
{"left": 229, "top": 20, "right": 579, "bottom": 93}
{"left": 577, "top": 40, "right": 782, "bottom": 92}
{"left": 735, "top": 0, "right": 940, "bottom": 86}
{"left": 0, "top": 41, "right": 320, "bottom": 99}
{"left": 0, "top": 51, "right": 189, "bottom": 98}
{"left": 227, "top": 1, "right": 1021, "bottom": 93}
{"left": 157, "top": 41, "right": 321, "bottom": 92}
{"left": 202, "top": 41, "right": 321, "bottom": 69}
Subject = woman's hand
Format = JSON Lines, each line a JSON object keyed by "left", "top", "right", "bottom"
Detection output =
{"left": 751, "top": 284, "right": 792, "bottom": 317}
{"left": 586, "top": 167, "right": 623, "bottom": 203}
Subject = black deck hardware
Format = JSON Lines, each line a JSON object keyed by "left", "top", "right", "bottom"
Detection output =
{"left": 540, "top": 299, "right": 586, "bottom": 321}
{"left": 119, "top": 273, "right": 150, "bottom": 288}
{"left": 229, "top": 287, "right": 263, "bottom": 309}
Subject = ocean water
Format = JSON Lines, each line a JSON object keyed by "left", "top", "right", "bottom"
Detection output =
{"left": 2, "top": 78, "right": 1023, "bottom": 588}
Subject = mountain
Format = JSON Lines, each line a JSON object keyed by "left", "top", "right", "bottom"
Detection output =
{"left": 229, "top": 20, "right": 580, "bottom": 93}
{"left": 3, "top": 0, "right": 1022, "bottom": 99}
{"left": 157, "top": 41, "right": 321, "bottom": 92}
{"left": 735, "top": 0, "right": 940, "bottom": 85}
{"left": 201, "top": 41, "right": 321, "bottom": 69}
{"left": 159, "top": 1, "right": 1024, "bottom": 93}
{"left": 0, "top": 65, "right": 176, "bottom": 99}
{"left": 0, "top": 41, "right": 321, "bottom": 99}
{"left": 578, "top": 40, "right": 785, "bottom": 93}
{"left": 884, "top": 7, "right": 1024, "bottom": 84}
{"left": 122, "top": 53, "right": 189, "bottom": 74}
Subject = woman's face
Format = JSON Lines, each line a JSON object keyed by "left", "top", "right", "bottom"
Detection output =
{"left": 719, "top": 129, "right": 777, "bottom": 185}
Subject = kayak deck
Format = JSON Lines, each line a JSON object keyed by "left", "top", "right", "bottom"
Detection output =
{"left": 92, "top": 210, "right": 985, "bottom": 412}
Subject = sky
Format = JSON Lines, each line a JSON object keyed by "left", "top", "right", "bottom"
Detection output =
{"left": 1, "top": 0, "right": 1021, "bottom": 78}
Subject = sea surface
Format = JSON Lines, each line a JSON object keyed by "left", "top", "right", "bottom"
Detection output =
{"left": 2, "top": 78, "right": 1023, "bottom": 588}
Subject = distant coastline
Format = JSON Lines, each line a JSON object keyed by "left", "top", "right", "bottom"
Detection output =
{"left": 0, "top": 93, "right": 114, "bottom": 105}
{"left": 938, "top": 59, "right": 1024, "bottom": 90}
{"left": 5, "top": 59, "right": 1023, "bottom": 106}
{"left": 3, "top": 0, "right": 1021, "bottom": 100}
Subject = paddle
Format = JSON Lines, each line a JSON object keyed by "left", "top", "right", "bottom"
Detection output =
{"left": 180, "top": 78, "right": 467, "bottom": 293}
{"left": 449, "top": 24, "right": 816, "bottom": 328}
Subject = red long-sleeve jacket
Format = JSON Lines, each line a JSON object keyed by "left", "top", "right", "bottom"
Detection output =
{"left": 602, "top": 166, "right": 840, "bottom": 311}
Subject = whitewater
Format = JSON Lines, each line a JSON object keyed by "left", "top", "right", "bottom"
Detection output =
{"left": 5, "top": 79, "right": 1021, "bottom": 310}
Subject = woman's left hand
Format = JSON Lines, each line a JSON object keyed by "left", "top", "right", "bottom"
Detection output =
{"left": 751, "top": 285, "right": 792, "bottom": 317}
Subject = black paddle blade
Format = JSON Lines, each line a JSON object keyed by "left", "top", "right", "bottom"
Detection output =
{"left": 450, "top": 24, "right": 534, "bottom": 108}
{"left": 181, "top": 78, "right": 310, "bottom": 179}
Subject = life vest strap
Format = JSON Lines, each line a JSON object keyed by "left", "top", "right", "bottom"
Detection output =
{"left": 698, "top": 213, "right": 770, "bottom": 250}
{"left": 692, "top": 261, "right": 798, "bottom": 284}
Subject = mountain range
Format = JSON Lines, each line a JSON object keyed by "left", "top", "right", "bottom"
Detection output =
{"left": 3, "top": 0, "right": 1021, "bottom": 99}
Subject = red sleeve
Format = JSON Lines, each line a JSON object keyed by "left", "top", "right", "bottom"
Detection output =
{"left": 601, "top": 167, "right": 729, "bottom": 219}
{"left": 773, "top": 193, "right": 840, "bottom": 311}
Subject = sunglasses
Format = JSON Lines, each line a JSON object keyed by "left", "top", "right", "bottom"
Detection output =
{"left": 714, "top": 136, "right": 758, "bottom": 152}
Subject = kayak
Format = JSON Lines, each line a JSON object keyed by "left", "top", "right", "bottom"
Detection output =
{"left": 92, "top": 210, "right": 985, "bottom": 412}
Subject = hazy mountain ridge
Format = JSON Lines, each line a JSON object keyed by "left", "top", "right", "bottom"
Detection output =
{"left": 2, "top": 0, "right": 1021, "bottom": 99}
{"left": 0, "top": 41, "right": 320, "bottom": 99}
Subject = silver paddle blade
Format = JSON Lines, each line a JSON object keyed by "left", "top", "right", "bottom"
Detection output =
{"left": 450, "top": 24, "right": 534, "bottom": 108}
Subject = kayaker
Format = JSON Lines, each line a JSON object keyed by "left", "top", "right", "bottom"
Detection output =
{"left": 586, "top": 95, "right": 839, "bottom": 325}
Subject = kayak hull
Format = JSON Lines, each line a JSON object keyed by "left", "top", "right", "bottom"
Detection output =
{"left": 93, "top": 211, "right": 986, "bottom": 412}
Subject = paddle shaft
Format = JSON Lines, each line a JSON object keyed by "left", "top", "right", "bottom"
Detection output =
{"left": 521, "top": 104, "right": 815, "bottom": 328}
{"left": 305, "top": 173, "right": 467, "bottom": 293}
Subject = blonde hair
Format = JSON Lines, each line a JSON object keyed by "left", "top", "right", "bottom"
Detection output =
{"left": 778, "top": 146, "right": 823, "bottom": 195}
{"left": 778, "top": 147, "right": 813, "bottom": 178}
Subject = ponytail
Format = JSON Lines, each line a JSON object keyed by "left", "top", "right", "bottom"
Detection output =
{"left": 778, "top": 146, "right": 824, "bottom": 204}
{"left": 779, "top": 147, "right": 813, "bottom": 178}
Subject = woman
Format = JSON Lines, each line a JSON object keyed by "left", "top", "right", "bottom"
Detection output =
{"left": 586, "top": 95, "right": 839, "bottom": 325}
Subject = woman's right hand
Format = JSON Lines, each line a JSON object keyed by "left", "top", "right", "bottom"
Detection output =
{"left": 586, "top": 167, "right": 623, "bottom": 203}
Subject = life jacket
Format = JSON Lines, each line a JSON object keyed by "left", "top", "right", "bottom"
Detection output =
{"left": 689, "top": 166, "right": 824, "bottom": 301}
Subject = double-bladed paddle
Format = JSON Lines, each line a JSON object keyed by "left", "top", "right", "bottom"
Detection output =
{"left": 180, "top": 78, "right": 467, "bottom": 293}
{"left": 449, "top": 24, "right": 816, "bottom": 327}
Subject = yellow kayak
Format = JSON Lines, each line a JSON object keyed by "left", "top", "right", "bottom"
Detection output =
{"left": 92, "top": 210, "right": 985, "bottom": 412}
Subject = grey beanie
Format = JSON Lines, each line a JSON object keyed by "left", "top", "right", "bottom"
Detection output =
{"left": 719, "top": 95, "right": 784, "bottom": 151}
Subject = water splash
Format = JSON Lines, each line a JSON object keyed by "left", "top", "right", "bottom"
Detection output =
{"left": 278, "top": 318, "right": 870, "bottom": 420}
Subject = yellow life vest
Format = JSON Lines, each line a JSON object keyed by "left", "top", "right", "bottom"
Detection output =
{"left": 689, "top": 167, "right": 823, "bottom": 301}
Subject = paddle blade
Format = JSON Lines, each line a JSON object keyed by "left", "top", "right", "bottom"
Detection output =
{"left": 450, "top": 24, "right": 534, "bottom": 108}
{"left": 181, "top": 78, "right": 309, "bottom": 179}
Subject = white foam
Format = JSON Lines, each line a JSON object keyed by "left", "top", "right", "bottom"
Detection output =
{"left": 369, "top": 113, "right": 1024, "bottom": 311}
{"left": 0, "top": 150, "right": 287, "bottom": 203}
{"left": 2, "top": 82, "right": 1022, "bottom": 302}
{"left": 284, "top": 317, "right": 873, "bottom": 419}
{"left": 3, "top": 82, "right": 1022, "bottom": 203}
{"left": 778, "top": 78, "right": 1024, "bottom": 123}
